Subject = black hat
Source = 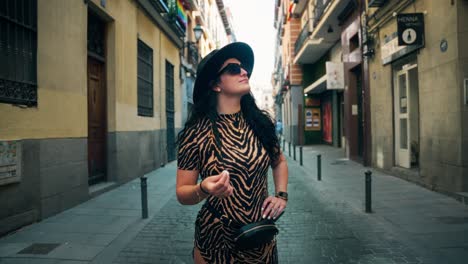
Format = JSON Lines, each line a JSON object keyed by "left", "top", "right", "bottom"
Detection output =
{"left": 193, "top": 42, "right": 254, "bottom": 104}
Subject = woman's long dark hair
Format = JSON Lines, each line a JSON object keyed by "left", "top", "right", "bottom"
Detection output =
{"left": 177, "top": 87, "right": 281, "bottom": 163}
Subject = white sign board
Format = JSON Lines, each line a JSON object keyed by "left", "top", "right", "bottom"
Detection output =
{"left": 381, "top": 36, "right": 405, "bottom": 62}
{"left": 326, "top": 62, "right": 344, "bottom": 90}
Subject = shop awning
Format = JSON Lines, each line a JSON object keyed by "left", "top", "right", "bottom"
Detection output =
{"left": 304, "top": 75, "right": 326, "bottom": 94}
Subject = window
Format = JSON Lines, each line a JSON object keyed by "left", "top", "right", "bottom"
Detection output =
{"left": 0, "top": 0, "right": 38, "bottom": 106}
{"left": 137, "top": 40, "right": 153, "bottom": 117}
{"left": 165, "top": 60, "right": 174, "bottom": 113}
{"left": 350, "top": 33, "right": 359, "bottom": 52}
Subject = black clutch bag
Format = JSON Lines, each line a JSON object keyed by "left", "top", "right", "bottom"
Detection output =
{"left": 234, "top": 218, "right": 279, "bottom": 250}
{"left": 205, "top": 202, "right": 284, "bottom": 250}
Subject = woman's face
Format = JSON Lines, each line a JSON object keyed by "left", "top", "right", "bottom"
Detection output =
{"left": 213, "top": 58, "right": 250, "bottom": 98}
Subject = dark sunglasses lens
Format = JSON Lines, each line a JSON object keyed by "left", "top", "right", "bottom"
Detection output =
{"left": 225, "top": 64, "right": 242, "bottom": 75}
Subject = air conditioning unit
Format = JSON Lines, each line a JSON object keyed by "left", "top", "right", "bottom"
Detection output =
{"left": 368, "top": 0, "right": 387, "bottom": 8}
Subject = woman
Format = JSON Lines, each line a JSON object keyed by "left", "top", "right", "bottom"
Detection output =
{"left": 176, "top": 42, "right": 289, "bottom": 263}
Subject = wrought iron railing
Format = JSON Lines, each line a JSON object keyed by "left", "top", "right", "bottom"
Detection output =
{"left": 0, "top": 0, "right": 38, "bottom": 106}
{"left": 313, "top": 0, "right": 332, "bottom": 28}
{"left": 294, "top": 19, "right": 312, "bottom": 54}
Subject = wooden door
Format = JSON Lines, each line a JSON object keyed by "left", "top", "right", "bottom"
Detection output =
{"left": 87, "top": 57, "right": 106, "bottom": 184}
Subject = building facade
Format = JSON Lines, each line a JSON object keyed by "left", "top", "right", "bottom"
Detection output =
{"left": 0, "top": 0, "right": 233, "bottom": 236}
{"left": 365, "top": 0, "right": 468, "bottom": 195}
{"left": 273, "top": 0, "right": 370, "bottom": 164}
{"left": 274, "top": 0, "right": 468, "bottom": 197}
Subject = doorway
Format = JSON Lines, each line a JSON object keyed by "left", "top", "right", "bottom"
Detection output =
{"left": 349, "top": 65, "right": 364, "bottom": 161}
{"left": 87, "top": 11, "right": 107, "bottom": 185}
{"left": 394, "top": 64, "right": 419, "bottom": 169}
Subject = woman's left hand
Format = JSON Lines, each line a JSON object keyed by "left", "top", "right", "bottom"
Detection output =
{"left": 261, "top": 196, "right": 287, "bottom": 220}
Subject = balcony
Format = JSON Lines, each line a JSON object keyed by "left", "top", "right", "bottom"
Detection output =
{"left": 187, "top": 42, "right": 200, "bottom": 69}
{"left": 294, "top": 0, "right": 353, "bottom": 64}
{"left": 294, "top": 19, "right": 312, "bottom": 55}
{"left": 291, "top": 0, "right": 308, "bottom": 16}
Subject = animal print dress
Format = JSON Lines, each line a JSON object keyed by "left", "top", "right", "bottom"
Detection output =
{"left": 177, "top": 112, "right": 278, "bottom": 263}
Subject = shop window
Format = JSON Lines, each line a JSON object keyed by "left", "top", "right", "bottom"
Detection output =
{"left": 0, "top": 0, "right": 38, "bottom": 106}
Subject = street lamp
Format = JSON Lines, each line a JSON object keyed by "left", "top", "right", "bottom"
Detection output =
{"left": 193, "top": 24, "right": 203, "bottom": 43}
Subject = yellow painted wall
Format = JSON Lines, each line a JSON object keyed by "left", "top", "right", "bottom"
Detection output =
{"left": 1, "top": 0, "right": 183, "bottom": 139}
{"left": 91, "top": 0, "right": 181, "bottom": 132}
{"left": 1, "top": 0, "right": 88, "bottom": 140}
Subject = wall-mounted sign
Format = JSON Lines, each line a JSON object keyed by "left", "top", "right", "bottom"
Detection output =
{"left": 352, "top": 104, "right": 358, "bottom": 116}
{"left": 440, "top": 39, "right": 448, "bottom": 52}
{"left": 397, "top": 13, "right": 424, "bottom": 46}
{"left": 326, "top": 62, "right": 344, "bottom": 89}
{"left": 381, "top": 32, "right": 424, "bottom": 65}
{"left": 0, "top": 141, "right": 21, "bottom": 185}
{"left": 305, "top": 97, "right": 320, "bottom": 107}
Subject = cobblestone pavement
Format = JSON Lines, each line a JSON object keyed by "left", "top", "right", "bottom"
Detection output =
{"left": 113, "top": 156, "right": 428, "bottom": 264}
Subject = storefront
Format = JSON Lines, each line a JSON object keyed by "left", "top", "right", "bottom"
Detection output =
{"left": 366, "top": 0, "right": 468, "bottom": 194}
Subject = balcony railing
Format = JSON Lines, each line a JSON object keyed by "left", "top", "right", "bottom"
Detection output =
{"left": 187, "top": 42, "right": 200, "bottom": 68}
{"left": 313, "top": 0, "right": 332, "bottom": 28}
{"left": 295, "top": 19, "right": 312, "bottom": 54}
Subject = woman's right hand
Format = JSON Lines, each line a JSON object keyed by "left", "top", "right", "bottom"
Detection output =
{"left": 201, "top": 170, "right": 233, "bottom": 198}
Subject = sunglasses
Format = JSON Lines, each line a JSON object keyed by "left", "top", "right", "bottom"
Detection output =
{"left": 216, "top": 63, "right": 251, "bottom": 78}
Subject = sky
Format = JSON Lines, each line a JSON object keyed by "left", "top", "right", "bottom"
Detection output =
{"left": 224, "top": 0, "right": 276, "bottom": 87}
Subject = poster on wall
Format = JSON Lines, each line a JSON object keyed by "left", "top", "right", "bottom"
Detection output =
{"left": 0, "top": 141, "right": 21, "bottom": 185}
{"left": 322, "top": 100, "right": 332, "bottom": 143}
{"left": 305, "top": 108, "right": 321, "bottom": 131}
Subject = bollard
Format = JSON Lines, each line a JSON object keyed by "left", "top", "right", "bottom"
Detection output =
{"left": 288, "top": 142, "right": 291, "bottom": 157}
{"left": 293, "top": 145, "right": 296, "bottom": 161}
{"left": 283, "top": 139, "right": 286, "bottom": 151}
{"left": 299, "top": 146, "right": 303, "bottom": 166}
{"left": 141, "top": 176, "right": 148, "bottom": 219}
{"left": 317, "top": 154, "right": 322, "bottom": 181}
{"left": 365, "top": 171, "right": 372, "bottom": 213}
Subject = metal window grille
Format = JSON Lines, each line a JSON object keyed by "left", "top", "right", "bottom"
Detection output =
{"left": 165, "top": 60, "right": 175, "bottom": 161}
{"left": 0, "top": 0, "right": 37, "bottom": 106}
{"left": 137, "top": 40, "right": 153, "bottom": 117}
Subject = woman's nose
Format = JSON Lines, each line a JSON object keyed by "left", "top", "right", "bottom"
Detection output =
{"left": 240, "top": 68, "right": 248, "bottom": 77}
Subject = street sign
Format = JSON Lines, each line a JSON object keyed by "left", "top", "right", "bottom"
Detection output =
{"left": 397, "top": 13, "right": 424, "bottom": 46}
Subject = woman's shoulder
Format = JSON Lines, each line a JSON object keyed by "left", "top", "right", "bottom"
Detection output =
{"left": 182, "top": 118, "right": 211, "bottom": 137}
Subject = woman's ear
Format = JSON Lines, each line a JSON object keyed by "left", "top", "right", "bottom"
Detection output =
{"left": 212, "top": 85, "right": 221, "bottom": 93}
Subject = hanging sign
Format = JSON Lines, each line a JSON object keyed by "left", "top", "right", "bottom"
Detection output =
{"left": 326, "top": 62, "right": 344, "bottom": 89}
{"left": 397, "top": 13, "right": 424, "bottom": 46}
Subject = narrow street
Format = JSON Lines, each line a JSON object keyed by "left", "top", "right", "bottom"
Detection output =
{"left": 113, "top": 145, "right": 467, "bottom": 264}
{"left": 1, "top": 145, "right": 467, "bottom": 264}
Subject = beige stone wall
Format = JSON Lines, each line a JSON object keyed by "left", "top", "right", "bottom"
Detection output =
{"left": 1, "top": 0, "right": 182, "bottom": 140}
{"left": 369, "top": 0, "right": 466, "bottom": 192}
